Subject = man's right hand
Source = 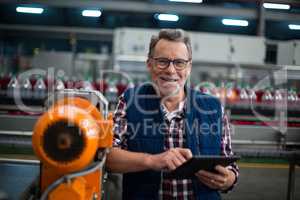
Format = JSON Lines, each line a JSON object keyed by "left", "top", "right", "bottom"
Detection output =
{"left": 146, "top": 148, "right": 193, "bottom": 171}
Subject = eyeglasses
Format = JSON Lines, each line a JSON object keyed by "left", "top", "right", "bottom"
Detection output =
{"left": 151, "top": 57, "right": 191, "bottom": 71}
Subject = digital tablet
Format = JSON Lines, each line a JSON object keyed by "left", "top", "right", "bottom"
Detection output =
{"left": 164, "top": 155, "right": 240, "bottom": 179}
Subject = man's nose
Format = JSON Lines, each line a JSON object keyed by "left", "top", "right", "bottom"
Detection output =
{"left": 166, "top": 61, "right": 177, "bottom": 73}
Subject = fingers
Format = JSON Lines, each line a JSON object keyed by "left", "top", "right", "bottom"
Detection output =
{"left": 215, "top": 165, "right": 228, "bottom": 176}
{"left": 177, "top": 148, "right": 193, "bottom": 160}
{"left": 170, "top": 148, "right": 187, "bottom": 164}
{"left": 197, "top": 173, "right": 219, "bottom": 189}
{"left": 196, "top": 170, "right": 227, "bottom": 185}
{"left": 166, "top": 158, "right": 177, "bottom": 170}
{"left": 164, "top": 148, "right": 193, "bottom": 170}
{"left": 195, "top": 166, "right": 236, "bottom": 191}
{"left": 167, "top": 151, "right": 183, "bottom": 170}
{"left": 148, "top": 148, "right": 193, "bottom": 171}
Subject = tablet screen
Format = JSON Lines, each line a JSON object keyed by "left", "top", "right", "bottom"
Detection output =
{"left": 164, "top": 155, "right": 240, "bottom": 179}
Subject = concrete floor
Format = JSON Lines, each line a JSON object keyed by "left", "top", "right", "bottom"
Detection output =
{"left": 221, "top": 165, "right": 300, "bottom": 200}
{"left": 0, "top": 163, "right": 39, "bottom": 200}
{"left": 0, "top": 162, "right": 299, "bottom": 200}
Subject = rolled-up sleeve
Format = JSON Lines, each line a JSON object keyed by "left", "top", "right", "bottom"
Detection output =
{"left": 113, "top": 95, "right": 129, "bottom": 149}
{"left": 220, "top": 107, "right": 239, "bottom": 192}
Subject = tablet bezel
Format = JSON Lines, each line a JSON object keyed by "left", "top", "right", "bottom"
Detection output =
{"left": 164, "top": 155, "right": 240, "bottom": 179}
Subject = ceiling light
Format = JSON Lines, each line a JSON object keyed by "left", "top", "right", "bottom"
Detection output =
{"left": 222, "top": 19, "right": 249, "bottom": 27}
{"left": 289, "top": 24, "right": 300, "bottom": 30}
{"left": 16, "top": 6, "right": 44, "bottom": 14}
{"left": 263, "top": 3, "right": 290, "bottom": 10}
{"left": 82, "top": 9, "right": 102, "bottom": 17}
{"left": 156, "top": 14, "right": 179, "bottom": 22}
{"left": 168, "top": 0, "right": 203, "bottom": 3}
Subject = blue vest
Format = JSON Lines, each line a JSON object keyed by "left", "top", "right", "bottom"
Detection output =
{"left": 122, "top": 84, "right": 222, "bottom": 200}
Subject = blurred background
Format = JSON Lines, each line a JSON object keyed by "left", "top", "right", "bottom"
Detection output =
{"left": 0, "top": 0, "right": 299, "bottom": 200}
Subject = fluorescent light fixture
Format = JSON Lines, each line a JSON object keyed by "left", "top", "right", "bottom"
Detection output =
{"left": 16, "top": 6, "right": 44, "bottom": 14}
{"left": 263, "top": 3, "right": 290, "bottom": 10}
{"left": 222, "top": 19, "right": 249, "bottom": 27}
{"left": 168, "top": 0, "right": 203, "bottom": 3}
{"left": 156, "top": 14, "right": 179, "bottom": 22}
{"left": 289, "top": 24, "right": 300, "bottom": 30}
{"left": 82, "top": 9, "right": 101, "bottom": 17}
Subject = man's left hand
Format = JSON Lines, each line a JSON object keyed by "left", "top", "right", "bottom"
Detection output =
{"left": 195, "top": 165, "right": 236, "bottom": 191}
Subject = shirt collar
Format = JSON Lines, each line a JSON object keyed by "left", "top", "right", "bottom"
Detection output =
{"left": 160, "top": 99, "right": 186, "bottom": 122}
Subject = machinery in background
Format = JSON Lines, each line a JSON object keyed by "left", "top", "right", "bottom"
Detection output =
{"left": 0, "top": 75, "right": 130, "bottom": 113}
{"left": 30, "top": 90, "right": 113, "bottom": 200}
{"left": 1, "top": 74, "right": 300, "bottom": 151}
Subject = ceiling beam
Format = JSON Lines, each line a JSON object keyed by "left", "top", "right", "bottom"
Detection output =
{"left": 229, "top": 0, "right": 300, "bottom": 6}
{"left": 0, "top": 24, "right": 113, "bottom": 35}
{"left": 0, "top": 24, "right": 113, "bottom": 41}
{"left": 265, "top": 11, "right": 300, "bottom": 21}
{"left": 1, "top": 0, "right": 300, "bottom": 21}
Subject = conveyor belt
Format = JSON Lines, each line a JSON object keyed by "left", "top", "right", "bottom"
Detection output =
{"left": 235, "top": 149, "right": 300, "bottom": 163}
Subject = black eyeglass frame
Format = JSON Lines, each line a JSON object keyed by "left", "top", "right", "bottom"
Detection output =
{"left": 150, "top": 57, "right": 191, "bottom": 70}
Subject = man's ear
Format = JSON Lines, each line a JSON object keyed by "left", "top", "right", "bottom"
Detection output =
{"left": 146, "top": 59, "right": 152, "bottom": 70}
{"left": 186, "top": 62, "right": 192, "bottom": 76}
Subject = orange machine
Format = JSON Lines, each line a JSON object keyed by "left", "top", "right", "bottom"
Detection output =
{"left": 32, "top": 95, "right": 113, "bottom": 200}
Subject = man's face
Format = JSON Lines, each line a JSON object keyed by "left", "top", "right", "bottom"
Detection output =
{"left": 147, "top": 39, "right": 192, "bottom": 98}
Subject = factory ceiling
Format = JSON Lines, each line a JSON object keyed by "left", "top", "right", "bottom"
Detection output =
{"left": 0, "top": 0, "right": 299, "bottom": 40}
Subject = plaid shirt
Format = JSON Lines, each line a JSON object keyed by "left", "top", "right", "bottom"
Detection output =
{"left": 113, "top": 95, "right": 239, "bottom": 200}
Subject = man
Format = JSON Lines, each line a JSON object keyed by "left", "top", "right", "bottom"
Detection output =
{"left": 106, "top": 29, "right": 239, "bottom": 200}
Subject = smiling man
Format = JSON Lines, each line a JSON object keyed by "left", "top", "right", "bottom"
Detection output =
{"left": 106, "top": 29, "right": 239, "bottom": 200}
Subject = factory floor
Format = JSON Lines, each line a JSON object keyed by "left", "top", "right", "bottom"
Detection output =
{"left": 0, "top": 161, "right": 299, "bottom": 200}
{"left": 221, "top": 163, "right": 300, "bottom": 200}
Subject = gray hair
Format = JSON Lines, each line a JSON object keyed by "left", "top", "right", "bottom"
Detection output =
{"left": 148, "top": 29, "right": 192, "bottom": 59}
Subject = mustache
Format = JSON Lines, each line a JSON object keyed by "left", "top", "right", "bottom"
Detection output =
{"left": 158, "top": 75, "right": 180, "bottom": 80}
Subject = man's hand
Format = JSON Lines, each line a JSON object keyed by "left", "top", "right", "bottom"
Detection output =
{"left": 195, "top": 165, "right": 236, "bottom": 191}
{"left": 146, "top": 148, "right": 192, "bottom": 171}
